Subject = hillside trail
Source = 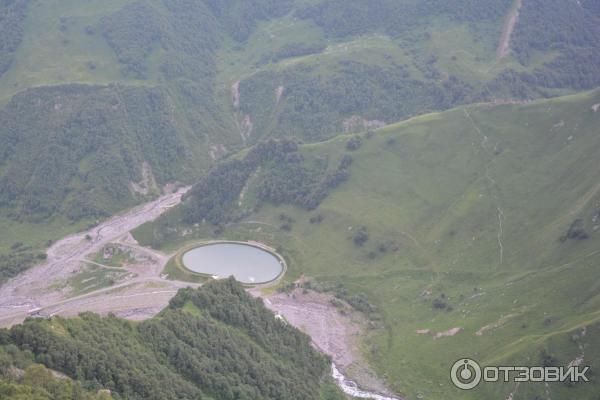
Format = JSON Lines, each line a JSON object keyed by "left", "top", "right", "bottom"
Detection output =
{"left": 464, "top": 109, "right": 505, "bottom": 265}
{"left": 0, "top": 187, "right": 191, "bottom": 327}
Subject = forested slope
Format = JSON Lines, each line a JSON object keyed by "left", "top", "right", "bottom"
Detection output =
{"left": 0, "top": 84, "right": 202, "bottom": 222}
{"left": 0, "top": 0, "right": 29, "bottom": 77}
{"left": 0, "top": 279, "right": 339, "bottom": 400}
{"left": 2, "top": 0, "right": 600, "bottom": 221}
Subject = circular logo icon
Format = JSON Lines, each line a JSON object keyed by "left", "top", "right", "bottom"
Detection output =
{"left": 450, "top": 358, "right": 482, "bottom": 390}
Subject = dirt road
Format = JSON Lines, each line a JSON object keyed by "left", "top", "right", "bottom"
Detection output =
{"left": 0, "top": 187, "right": 193, "bottom": 327}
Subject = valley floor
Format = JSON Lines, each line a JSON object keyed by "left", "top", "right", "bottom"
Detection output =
{"left": 0, "top": 187, "right": 192, "bottom": 326}
{"left": 0, "top": 186, "right": 399, "bottom": 399}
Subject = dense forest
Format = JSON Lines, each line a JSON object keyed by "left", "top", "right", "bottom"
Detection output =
{"left": 2, "top": 0, "right": 600, "bottom": 224}
{"left": 182, "top": 139, "right": 352, "bottom": 225}
{"left": 0, "top": 84, "right": 203, "bottom": 222}
{"left": 202, "top": 0, "right": 294, "bottom": 42}
{"left": 509, "top": 0, "right": 600, "bottom": 91}
{"left": 0, "top": 279, "right": 338, "bottom": 400}
{"left": 0, "top": 244, "right": 46, "bottom": 285}
{"left": 0, "top": 362, "right": 113, "bottom": 400}
{"left": 295, "top": 0, "right": 513, "bottom": 39}
{"left": 0, "top": 0, "right": 29, "bottom": 77}
{"left": 239, "top": 62, "right": 473, "bottom": 141}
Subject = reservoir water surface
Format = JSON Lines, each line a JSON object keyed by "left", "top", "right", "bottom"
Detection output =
{"left": 181, "top": 243, "right": 283, "bottom": 284}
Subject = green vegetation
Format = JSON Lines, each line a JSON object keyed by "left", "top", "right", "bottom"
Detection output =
{"left": 0, "top": 359, "right": 113, "bottom": 400}
{"left": 0, "top": 0, "right": 29, "bottom": 77}
{"left": 180, "top": 138, "right": 350, "bottom": 226}
{"left": 294, "top": 0, "right": 513, "bottom": 38}
{"left": 0, "top": 84, "right": 204, "bottom": 222}
{"left": 510, "top": 0, "right": 600, "bottom": 90}
{"left": 162, "top": 257, "right": 208, "bottom": 284}
{"left": 2, "top": 1, "right": 600, "bottom": 398}
{"left": 2, "top": 0, "right": 600, "bottom": 279}
{"left": 63, "top": 264, "right": 128, "bottom": 296}
{"left": 137, "top": 90, "right": 600, "bottom": 399}
{"left": 90, "top": 245, "right": 136, "bottom": 268}
{"left": 0, "top": 241, "right": 46, "bottom": 285}
{"left": 237, "top": 61, "right": 475, "bottom": 141}
{"left": 1, "top": 279, "right": 338, "bottom": 400}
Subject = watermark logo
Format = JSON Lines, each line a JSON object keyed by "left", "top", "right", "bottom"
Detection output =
{"left": 450, "top": 358, "right": 590, "bottom": 390}
{"left": 450, "top": 359, "right": 482, "bottom": 390}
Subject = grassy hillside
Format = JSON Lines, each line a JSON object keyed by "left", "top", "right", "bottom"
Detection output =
{"left": 1, "top": 279, "right": 342, "bottom": 400}
{"left": 224, "top": 0, "right": 600, "bottom": 142}
{"left": 136, "top": 90, "right": 600, "bottom": 399}
{"left": 2, "top": 0, "right": 600, "bottom": 276}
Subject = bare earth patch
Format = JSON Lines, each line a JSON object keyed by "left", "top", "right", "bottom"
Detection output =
{"left": 0, "top": 188, "right": 192, "bottom": 327}
{"left": 476, "top": 313, "right": 518, "bottom": 336}
{"left": 434, "top": 327, "right": 462, "bottom": 339}
{"left": 255, "top": 287, "right": 397, "bottom": 397}
{"left": 416, "top": 327, "right": 462, "bottom": 339}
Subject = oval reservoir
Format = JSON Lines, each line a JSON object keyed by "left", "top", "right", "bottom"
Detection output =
{"left": 181, "top": 243, "right": 283, "bottom": 284}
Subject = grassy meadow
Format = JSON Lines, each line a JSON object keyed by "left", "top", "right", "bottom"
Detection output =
{"left": 135, "top": 89, "right": 600, "bottom": 399}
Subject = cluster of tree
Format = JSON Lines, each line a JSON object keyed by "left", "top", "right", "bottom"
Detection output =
{"left": 346, "top": 136, "right": 363, "bottom": 151}
{"left": 0, "top": 84, "right": 195, "bottom": 222}
{"left": 203, "top": 0, "right": 293, "bottom": 42}
{"left": 509, "top": 0, "right": 600, "bottom": 91}
{"left": 0, "top": 363, "right": 113, "bottom": 400}
{"left": 278, "top": 213, "right": 295, "bottom": 231}
{"left": 183, "top": 139, "right": 352, "bottom": 225}
{"left": 239, "top": 61, "right": 474, "bottom": 141}
{"left": 2, "top": 279, "right": 333, "bottom": 400}
{"left": 100, "top": 3, "right": 166, "bottom": 79}
{"left": 100, "top": 0, "right": 224, "bottom": 146}
{"left": 432, "top": 293, "right": 454, "bottom": 312}
{"left": 183, "top": 158, "right": 254, "bottom": 225}
{"left": 560, "top": 219, "right": 590, "bottom": 242}
{"left": 261, "top": 42, "right": 327, "bottom": 64}
{"left": 257, "top": 153, "right": 353, "bottom": 210}
{"left": 0, "top": 245, "right": 46, "bottom": 285}
{"left": 100, "top": 1, "right": 219, "bottom": 80}
{"left": 100, "top": 0, "right": 296, "bottom": 80}
{"left": 183, "top": 139, "right": 299, "bottom": 225}
{"left": 295, "top": 0, "right": 512, "bottom": 39}
{"left": 0, "top": 0, "right": 29, "bottom": 77}
{"left": 353, "top": 226, "right": 369, "bottom": 246}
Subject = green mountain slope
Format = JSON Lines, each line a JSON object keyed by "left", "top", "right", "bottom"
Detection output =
{"left": 0, "top": 84, "right": 207, "bottom": 221}
{"left": 1, "top": 1, "right": 600, "bottom": 396}
{"left": 1, "top": 279, "right": 341, "bottom": 400}
{"left": 0, "top": 0, "right": 29, "bottom": 78}
{"left": 137, "top": 89, "right": 600, "bottom": 399}
{"left": 1, "top": 0, "right": 599, "bottom": 237}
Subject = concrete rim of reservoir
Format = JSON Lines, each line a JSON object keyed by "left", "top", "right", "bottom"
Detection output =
{"left": 177, "top": 241, "right": 286, "bottom": 286}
